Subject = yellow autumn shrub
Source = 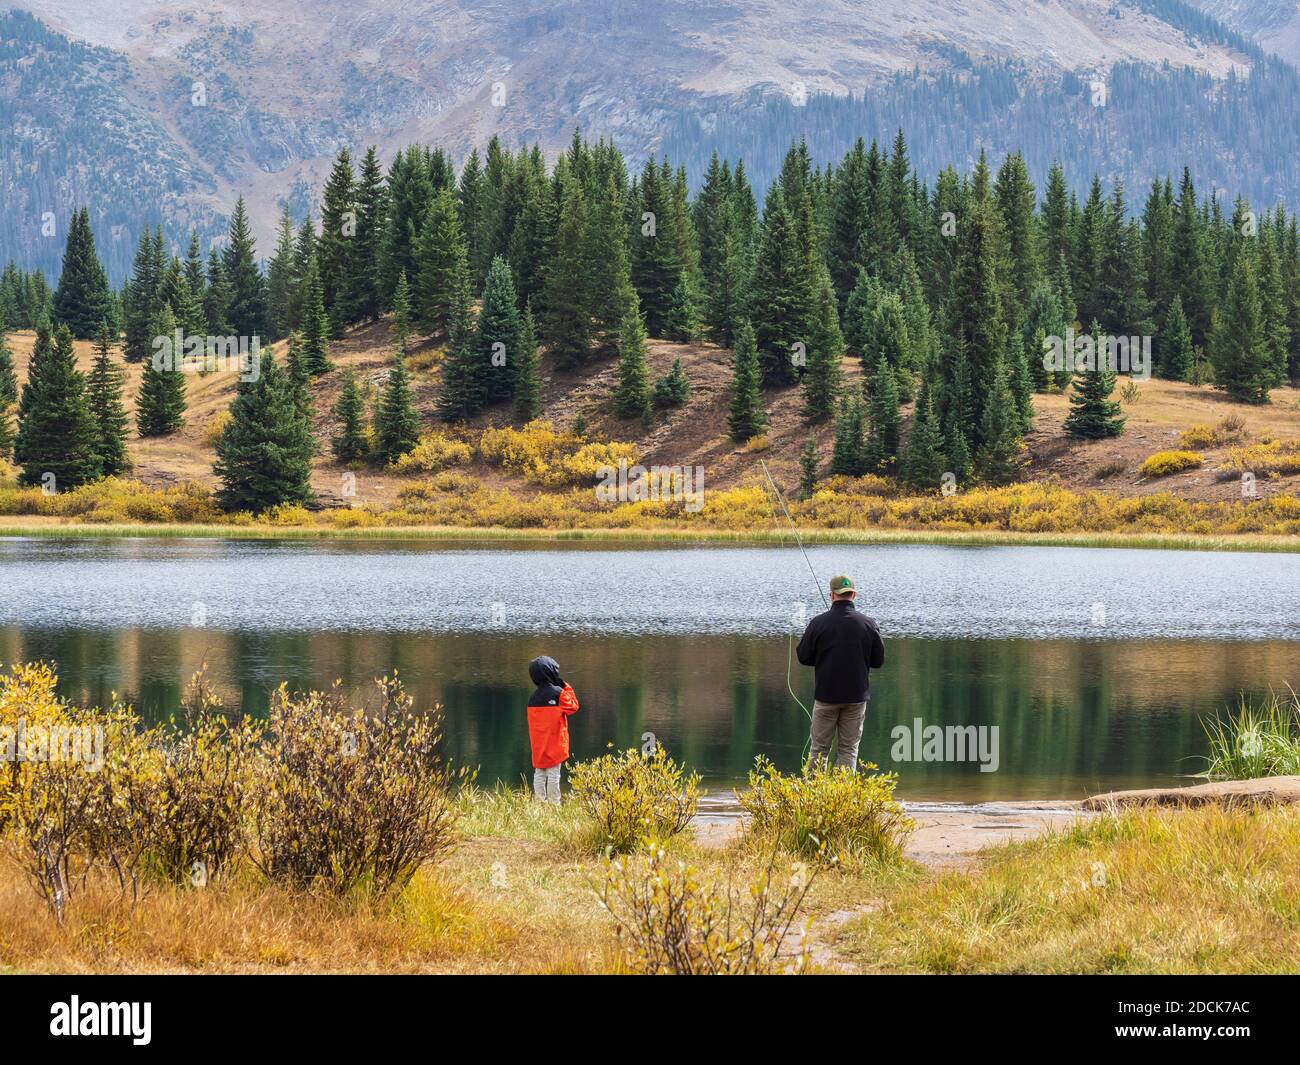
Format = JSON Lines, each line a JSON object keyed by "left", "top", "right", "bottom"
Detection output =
{"left": 1138, "top": 450, "right": 1204, "bottom": 478}
{"left": 392, "top": 430, "right": 474, "bottom": 474}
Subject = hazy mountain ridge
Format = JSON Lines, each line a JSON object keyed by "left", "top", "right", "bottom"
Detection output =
{"left": 1188, "top": 1, "right": 1300, "bottom": 64}
{"left": 0, "top": 0, "right": 1289, "bottom": 281}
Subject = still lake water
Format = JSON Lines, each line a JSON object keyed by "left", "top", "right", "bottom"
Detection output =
{"left": 1, "top": 536, "right": 1298, "bottom": 801}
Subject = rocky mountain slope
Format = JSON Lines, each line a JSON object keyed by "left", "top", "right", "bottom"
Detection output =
{"left": 0, "top": 0, "right": 1290, "bottom": 279}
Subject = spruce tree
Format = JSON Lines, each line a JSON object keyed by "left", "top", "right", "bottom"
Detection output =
{"left": 865, "top": 355, "right": 901, "bottom": 472}
{"left": 52, "top": 208, "right": 112, "bottom": 339}
{"left": 161, "top": 257, "right": 204, "bottom": 338}
{"left": 629, "top": 158, "right": 683, "bottom": 337}
{"left": 265, "top": 207, "right": 299, "bottom": 342}
{"left": 15, "top": 321, "right": 100, "bottom": 488}
{"left": 728, "top": 319, "right": 766, "bottom": 442}
{"left": 354, "top": 146, "right": 388, "bottom": 322}
{"left": 299, "top": 257, "right": 333, "bottom": 375}
{"left": 476, "top": 256, "right": 523, "bottom": 405}
{"left": 1064, "top": 324, "right": 1126, "bottom": 438}
{"left": 459, "top": 148, "right": 484, "bottom": 282}
{"left": 831, "top": 396, "right": 867, "bottom": 477}
{"left": 802, "top": 265, "right": 844, "bottom": 422}
{"left": 414, "top": 186, "right": 468, "bottom": 336}
{"left": 135, "top": 305, "right": 187, "bottom": 436}
{"left": 750, "top": 184, "right": 816, "bottom": 387}
{"left": 214, "top": 351, "right": 314, "bottom": 512}
{"left": 901, "top": 379, "right": 946, "bottom": 489}
{"left": 652, "top": 357, "right": 690, "bottom": 409}
{"left": 1158, "top": 294, "right": 1195, "bottom": 381}
{"left": 0, "top": 326, "right": 16, "bottom": 408}
{"left": 703, "top": 208, "right": 746, "bottom": 347}
{"left": 798, "top": 436, "right": 820, "bottom": 499}
{"left": 0, "top": 321, "right": 15, "bottom": 459}
{"left": 124, "top": 227, "right": 164, "bottom": 362}
{"left": 540, "top": 177, "right": 593, "bottom": 368}
{"left": 86, "top": 321, "right": 129, "bottom": 477}
{"left": 331, "top": 367, "right": 368, "bottom": 463}
{"left": 942, "top": 202, "right": 1007, "bottom": 454}
{"left": 376, "top": 351, "right": 421, "bottom": 462}
{"left": 613, "top": 299, "right": 652, "bottom": 423}
{"left": 975, "top": 358, "right": 1022, "bottom": 484}
{"left": 391, "top": 270, "right": 412, "bottom": 354}
{"left": 588, "top": 173, "right": 634, "bottom": 341}
{"left": 437, "top": 267, "right": 485, "bottom": 421}
{"left": 1212, "top": 253, "right": 1273, "bottom": 404}
{"left": 663, "top": 279, "right": 698, "bottom": 343}
{"left": 204, "top": 248, "right": 233, "bottom": 336}
{"left": 380, "top": 146, "right": 435, "bottom": 306}
{"left": 514, "top": 306, "right": 542, "bottom": 423}
{"left": 185, "top": 232, "right": 207, "bottom": 311}
{"left": 223, "top": 197, "right": 266, "bottom": 340}
{"left": 318, "top": 147, "right": 359, "bottom": 332}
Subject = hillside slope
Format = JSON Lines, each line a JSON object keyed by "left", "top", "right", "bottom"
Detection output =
{"left": 6, "top": 320, "right": 1300, "bottom": 513}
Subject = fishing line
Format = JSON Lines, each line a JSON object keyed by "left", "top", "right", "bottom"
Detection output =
{"left": 759, "top": 460, "right": 822, "bottom": 761}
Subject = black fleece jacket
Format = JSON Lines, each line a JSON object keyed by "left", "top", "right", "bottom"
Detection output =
{"left": 795, "top": 599, "right": 885, "bottom": 704}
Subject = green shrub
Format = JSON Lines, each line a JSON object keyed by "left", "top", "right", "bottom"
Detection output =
{"left": 739, "top": 757, "right": 913, "bottom": 868}
{"left": 568, "top": 745, "right": 699, "bottom": 854}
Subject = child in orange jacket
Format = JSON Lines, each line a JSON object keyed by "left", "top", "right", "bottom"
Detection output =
{"left": 527, "top": 655, "right": 579, "bottom": 803}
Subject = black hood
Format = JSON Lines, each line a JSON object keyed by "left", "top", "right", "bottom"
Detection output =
{"left": 528, "top": 656, "right": 562, "bottom": 688}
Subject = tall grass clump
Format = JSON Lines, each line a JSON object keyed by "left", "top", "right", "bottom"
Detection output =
{"left": 739, "top": 757, "right": 914, "bottom": 869}
{"left": 250, "top": 676, "right": 465, "bottom": 896}
{"left": 455, "top": 781, "right": 587, "bottom": 843}
{"left": 568, "top": 745, "right": 699, "bottom": 854}
{"left": 1203, "top": 689, "right": 1300, "bottom": 780}
{"left": 596, "top": 843, "right": 816, "bottom": 974}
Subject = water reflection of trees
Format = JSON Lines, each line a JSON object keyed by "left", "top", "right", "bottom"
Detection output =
{"left": 2, "top": 626, "right": 1296, "bottom": 800}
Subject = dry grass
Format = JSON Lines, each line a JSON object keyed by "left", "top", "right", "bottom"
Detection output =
{"left": 835, "top": 806, "right": 1300, "bottom": 974}
{"left": 7, "top": 790, "right": 1296, "bottom": 974}
{"left": 0, "top": 832, "right": 615, "bottom": 975}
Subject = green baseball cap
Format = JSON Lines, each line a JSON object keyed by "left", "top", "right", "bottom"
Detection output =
{"left": 829, "top": 574, "right": 855, "bottom": 596}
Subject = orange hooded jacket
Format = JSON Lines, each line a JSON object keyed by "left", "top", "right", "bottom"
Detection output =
{"left": 528, "top": 682, "right": 579, "bottom": 769}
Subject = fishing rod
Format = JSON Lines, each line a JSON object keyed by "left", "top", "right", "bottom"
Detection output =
{"left": 760, "top": 459, "right": 827, "bottom": 611}
{"left": 759, "top": 460, "right": 823, "bottom": 755}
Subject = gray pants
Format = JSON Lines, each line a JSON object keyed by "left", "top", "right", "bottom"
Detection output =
{"left": 533, "top": 764, "right": 561, "bottom": 803}
{"left": 808, "top": 700, "right": 867, "bottom": 772}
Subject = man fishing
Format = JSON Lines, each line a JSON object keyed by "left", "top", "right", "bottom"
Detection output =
{"left": 795, "top": 574, "right": 885, "bottom": 772}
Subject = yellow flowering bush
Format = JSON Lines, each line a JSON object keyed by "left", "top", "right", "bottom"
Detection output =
{"left": 568, "top": 744, "right": 699, "bottom": 854}
{"left": 392, "top": 430, "right": 474, "bottom": 474}
{"left": 1222, "top": 439, "right": 1300, "bottom": 477}
{"left": 1138, "top": 450, "right": 1204, "bottom": 478}
{"left": 739, "top": 757, "right": 913, "bottom": 868}
{"left": 479, "top": 421, "right": 639, "bottom": 487}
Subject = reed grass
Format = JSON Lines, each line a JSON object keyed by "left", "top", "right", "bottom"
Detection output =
{"left": 1203, "top": 689, "right": 1300, "bottom": 780}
